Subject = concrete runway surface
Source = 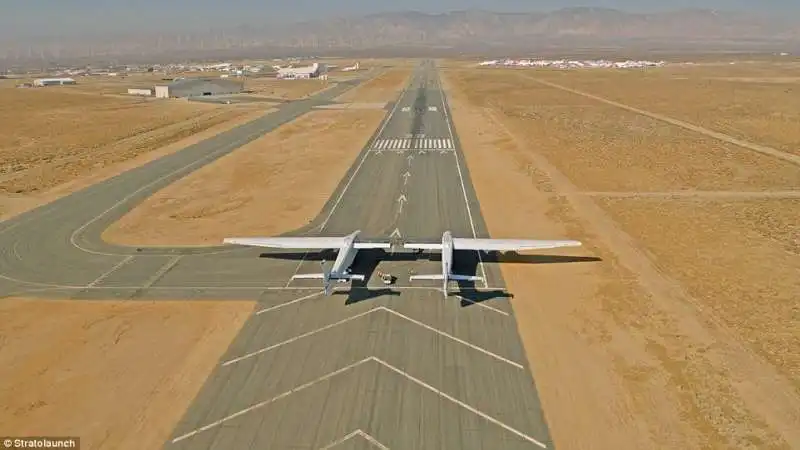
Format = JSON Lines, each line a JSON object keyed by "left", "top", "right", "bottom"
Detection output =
{"left": 0, "top": 61, "right": 556, "bottom": 449}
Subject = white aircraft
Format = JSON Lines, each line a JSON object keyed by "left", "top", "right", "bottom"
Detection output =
{"left": 342, "top": 62, "right": 360, "bottom": 72}
{"left": 404, "top": 231, "right": 582, "bottom": 297}
{"left": 223, "top": 230, "right": 390, "bottom": 296}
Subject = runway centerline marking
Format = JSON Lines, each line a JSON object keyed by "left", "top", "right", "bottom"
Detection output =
{"left": 317, "top": 73, "right": 413, "bottom": 231}
{"left": 172, "top": 357, "right": 546, "bottom": 448}
{"left": 222, "top": 306, "right": 524, "bottom": 369}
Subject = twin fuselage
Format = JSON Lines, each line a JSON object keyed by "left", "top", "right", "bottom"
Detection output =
{"left": 328, "top": 230, "right": 360, "bottom": 280}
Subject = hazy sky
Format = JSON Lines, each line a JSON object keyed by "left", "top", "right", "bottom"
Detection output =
{"left": 2, "top": 0, "right": 799, "bottom": 39}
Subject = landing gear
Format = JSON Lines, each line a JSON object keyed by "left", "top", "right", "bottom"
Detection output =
{"left": 376, "top": 270, "right": 395, "bottom": 285}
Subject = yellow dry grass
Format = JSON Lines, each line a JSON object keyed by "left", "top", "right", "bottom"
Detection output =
{"left": 244, "top": 77, "right": 330, "bottom": 99}
{"left": 526, "top": 64, "right": 800, "bottom": 156}
{"left": 0, "top": 298, "right": 255, "bottom": 450}
{"left": 596, "top": 197, "right": 800, "bottom": 380}
{"left": 335, "top": 68, "right": 413, "bottom": 103}
{"left": 443, "top": 67, "right": 800, "bottom": 449}
{"left": 103, "top": 109, "right": 384, "bottom": 246}
{"left": 446, "top": 69, "right": 800, "bottom": 191}
{"left": 0, "top": 87, "right": 266, "bottom": 197}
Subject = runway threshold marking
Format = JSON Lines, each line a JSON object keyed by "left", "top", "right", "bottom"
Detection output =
{"left": 173, "top": 357, "right": 546, "bottom": 448}
{"left": 222, "top": 306, "right": 524, "bottom": 369}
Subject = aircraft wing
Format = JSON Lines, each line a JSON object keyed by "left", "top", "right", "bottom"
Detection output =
{"left": 223, "top": 237, "right": 347, "bottom": 249}
{"left": 223, "top": 237, "right": 391, "bottom": 250}
{"left": 452, "top": 238, "right": 582, "bottom": 252}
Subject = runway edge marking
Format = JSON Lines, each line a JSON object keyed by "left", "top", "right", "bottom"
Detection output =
{"left": 435, "top": 66, "right": 489, "bottom": 287}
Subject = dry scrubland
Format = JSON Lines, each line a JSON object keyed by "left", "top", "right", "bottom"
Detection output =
{"left": 443, "top": 67, "right": 799, "bottom": 449}
{"left": 0, "top": 84, "right": 270, "bottom": 220}
{"left": 0, "top": 298, "right": 254, "bottom": 450}
{"left": 244, "top": 77, "right": 330, "bottom": 99}
{"left": 452, "top": 70, "right": 800, "bottom": 192}
{"left": 104, "top": 109, "right": 385, "bottom": 245}
{"left": 529, "top": 63, "right": 800, "bottom": 156}
{"left": 335, "top": 68, "right": 413, "bottom": 102}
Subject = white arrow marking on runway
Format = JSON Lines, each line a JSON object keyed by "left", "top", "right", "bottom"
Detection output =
{"left": 402, "top": 171, "right": 411, "bottom": 185}
{"left": 397, "top": 193, "right": 407, "bottom": 213}
{"left": 418, "top": 149, "right": 426, "bottom": 155}
{"left": 406, "top": 154, "right": 414, "bottom": 165}
{"left": 390, "top": 228, "right": 402, "bottom": 239}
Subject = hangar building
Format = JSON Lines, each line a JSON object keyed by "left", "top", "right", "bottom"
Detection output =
{"left": 276, "top": 63, "right": 326, "bottom": 79}
{"left": 154, "top": 78, "right": 244, "bottom": 98}
{"left": 33, "top": 78, "right": 76, "bottom": 86}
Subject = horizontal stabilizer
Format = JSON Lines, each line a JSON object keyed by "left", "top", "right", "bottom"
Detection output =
{"left": 453, "top": 238, "right": 582, "bottom": 252}
{"left": 292, "top": 273, "right": 365, "bottom": 281}
{"left": 409, "top": 274, "right": 445, "bottom": 281}
{"left": 403, "top": 243, "right": 443, "bottom": 250}
{"left": 450, "top": 274, "right": 483, "bottom": 282}
{"left": 353, "top": 242, "right": 392, "bottom": 249}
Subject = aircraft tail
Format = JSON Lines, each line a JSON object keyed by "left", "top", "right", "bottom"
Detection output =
{"left": 409, "top": 274, "right": 445, "bottom": 281}
{"left": 292, "top": 264, "right": 365, "bottom": 296}
{"left": 409, "top": 273, "right": 483, "bottom": 298}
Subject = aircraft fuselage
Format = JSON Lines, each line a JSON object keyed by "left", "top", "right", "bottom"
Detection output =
{"left": 441, "top": 231, "right": 454, "bottom": 293}
{"left": 330, "top": 230, "right": 360, "bottom": 277}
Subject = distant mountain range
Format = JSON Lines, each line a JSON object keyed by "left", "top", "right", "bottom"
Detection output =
{"left": 278, "top": 8, "right": 800, "bottom": 46}
{"left": 2, "top": 8, "right": 799, "bottom": 67}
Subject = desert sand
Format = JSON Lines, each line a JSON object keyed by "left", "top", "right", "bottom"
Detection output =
{"left": 335, "top": 68, "right": 413, "bottom": 103}
{"left": 443, "top": 66, "right": 799, "bottom": 449}
{"left": 0, "top": 298, "right": 254, "bottom": 450}
{"left": 528, "top": 65, "right": 800, "bottom": 157}
{"left": 103, "top": 109, "right": 385, "bottom": 246}
{"left": 0, "top": 95, "right": 271, "bottom": 221}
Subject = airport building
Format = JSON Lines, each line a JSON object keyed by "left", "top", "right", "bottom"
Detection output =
{"left": 154, "top": 78, "right": 244, "bottom": 98}
{"left": 276, "top": 63, "right": 326, "bottom": 80}
{"left": 33, "top": 77, "right": 76, "bottom": 86}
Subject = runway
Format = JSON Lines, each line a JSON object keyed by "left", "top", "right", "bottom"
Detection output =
{"left": 0, "top": 61, "right": 556, "bottom": 448}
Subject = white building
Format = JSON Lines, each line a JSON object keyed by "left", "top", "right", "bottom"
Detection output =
{"left": 33, "top": 77, "right": 76, "bottom": 86}
{"left": 127, "top": 88, "right": 152, "bottom": 96}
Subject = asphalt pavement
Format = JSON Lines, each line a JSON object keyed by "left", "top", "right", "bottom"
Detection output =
{"left": 0, "top": 60, "right": 556, "bottom": 449}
